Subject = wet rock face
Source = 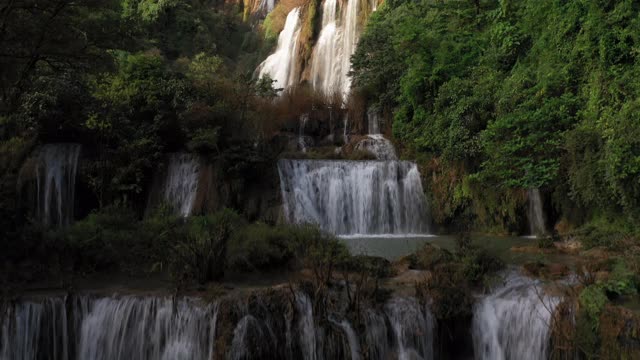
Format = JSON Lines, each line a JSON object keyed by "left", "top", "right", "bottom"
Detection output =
{"left": 145, "top": 152, "right": 282, "bottom": 223}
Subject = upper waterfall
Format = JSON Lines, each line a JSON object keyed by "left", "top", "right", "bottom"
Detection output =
{"left": 311, "top": 0, "right": 365, "bottom": 98}
{"left": 147, "top": 153, "right": 200, "bottom": 217}
{"left": 18, "top": 143, "right": 82, "bottom": 227}
{"left": 257, "top": 7, "right": 302, "bottom": 90}
{"left": 527, "top": 189, "right": 547, "bottom": 236}
{"left": 162, "top": 153, "right": 200, "bottom": 217}
{"left": 278, "top": 159, "right": 430, "bottom": 236}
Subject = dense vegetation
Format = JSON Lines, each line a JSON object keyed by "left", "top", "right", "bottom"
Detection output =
{"left": 0, "top": 0, "right": 639, "bottom": 282}
{"left": 352, "top": 0, "right": 640, "bottom": 235}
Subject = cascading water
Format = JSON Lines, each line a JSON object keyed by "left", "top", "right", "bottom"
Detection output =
{"left": 278, "top": 159, "right": 430, "bottom": 236}
{"left": 367, "top": 108, "right": 380, "bottom": 135}
{"left": 327, "top": 318, "right": 361, "bottom": 360}
{"left": 160, "top": 153, "right": 200, "bottom": 217}
{"left": 258, "top": 0, "right": 276, "bottom": 14}
{"left": 1, "top": 293, "right": 440, "bottom": 360}
{"left": 0, "top": 296, "right": 218, "bottom": 360}
{"left": 472, "top": 272, "right": 560, "bottom": 360}
{"left": 355, "top": 135, "right": 397, "bottom": 160}
{"left": 527, "top": 189, "right": 547, "bottom": 237}
{"left": 25, "top": 143, "right": 81, "bottom": 227}
{"left": 354, "top": 109, "right": 396, "bottom": 160}
{"left": 311, "top": 0, "right": 365, "bottom": 98}
{"left": 257, "top": 8, "right": 302, "bottom": 90}
{"left": 295, "top": 293, "right": 317, "bottom": 360}
{"left": 385, "top": 297, "right": 435, "bottom": 360}
{"left": 311, "top": 0, "right": 342, "bottom": 97}
{"left": 339, "top": 0, "right": 360, "bottom": 98}
{"left": 298, "top": 114, "right": 311, "bottom": 153}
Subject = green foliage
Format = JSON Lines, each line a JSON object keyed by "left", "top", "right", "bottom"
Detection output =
{"left": 459, "top": 247, "right": 505, "bottom": 285}
{"left": 409, "top": 243, "right": 453, "bottom": 270}
{"left": 294, "top": 225, "right": 350, "bottom": 285}
{"left": 579, "top": 285, "right": 608, "bottom": 330}
{"left": 352, "top": 0, "right": 640, "bottom": 229}
{"left": 227, "top": 223, "right": 299, "bottom": 271}
{"left": 573, "top": 214, "right": 637, "bottom": 250}
{"left": 537, "top": 235, "right": 554, "bottom": 249}
{"left": 64, "top": 203, "right": 139, "bottom": 272}
{"left": 166, "top": 209, "right": 243, "bottom": 283}
{"left": 602, "top": 260, "right": 637, "bottom": 298}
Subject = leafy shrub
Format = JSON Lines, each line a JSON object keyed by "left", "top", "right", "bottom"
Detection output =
{"left": 459, "top": 248, "right": 504, "bottom": 285}
{"left": 166, "top": 209, "right": 242, "bottom": 284}
{"left": 291, "top": 224, "right": 350, "bottom": 286}
{"left": 602, "top": 260, "right": 637, "bottom": 298}
{"left": 537, "top": 236, "right": 554, "bottom": 249}
{"left": 227, "top": 223, "right": 298, "bottom": 271}
{"left": 409, "top": 243, "right": 453, "bottom": 270}
{"left": 579, "top": 285, "right": 608, "bottom": 330}
{"left": 575, "top": 224, "right": 628, "bottom": 250}
{"left": 64, "top": 204, "right": 138, "bottom": 272}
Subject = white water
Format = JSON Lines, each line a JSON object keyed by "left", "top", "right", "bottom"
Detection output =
{"left": 367, "top": 108, "right": 381, "bottom": 134}
{"left": 355, "top": 134, "right": 397, "bottom": 160}
{"left": 385, "top": 298, "right": 435, "bottom": 360}
{"left": 311, "top": 0, "right": 364, "bottom": 98}
{"left": 361, "top": 298, "right": 434, "bottom": 360}
{"left": 472, "top": 272, "right": 560, "bottom": 360}
{"left": 258, "top": 0, "right": 276, "bottom": 14}
{"left": 296, "top": 293, "right": 317, "bottom": 360}
{"left": 257, "top": 7, "right": 302, "bottom": 90}
{"left": 355, "top": 108, "right": 396, "bottom": 159}
{"left": 1, "top": 293, "right": 440, "bottom": 360}
{"left": 311, "top": 0, "right": 342, "bottom": 97}
{"left": 327, "top": 318, "right": 361, "bottom": 360}
{"left": 0, "top": 296, "right": 218, "bottom": 360}
{"left": 31, "top": 143, "right": 81, "bottom": 227}
{"left": 299, "top": 113, "right": 310, "bottom": 153}
{"left": 527, "top": 189, "right": 547, "bottom": 236}
{"left": 161, "top": 153, "right": 200, "bottom": 217}
{"left": 278, "top": 159, "right": 430, "bottom": 235}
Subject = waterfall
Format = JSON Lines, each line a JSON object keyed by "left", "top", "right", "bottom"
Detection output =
{"left": 311, "top": 0, "right": 342, "bottom": 97}
{"left": 257, "top": 7, "right": 302, "bottom": 90}
{"left": 343, "top": 114, "right": 349, "bottom": 143}
{"left": 298, "top": 114, "right": 310, "bottom": 153}
{"left": 367, "top": 108, "right": 380, "bottom": 135}
{"left": 527, "top": 189, "right": 547, "bottom": 236}
{"left": 472, "top": 272, "right": 560, "bottom": 360}
{"left": 25, "top": 143, "right": 81, "bottom": 227}
{"left": 258, "top": 0, "right": 276, "bottom": 13}
{"left": 339, "top": 0, "right": 360, "bottom": 98}
{"left": 278, "top": 159, "right": 430, "bottom": 236}
{"left": 354, "top": 135, "right": 397, "bottom": 160}
{"left": 0, "top": 296, "right": 218, "bottom": 360}
{"left": 354, "top": 109, "right": 396, "bottom": 160}
{"left": 311, "top": 0, "right": 364, "bottom": 98}
{"left": 363, "top": 310, "right": 390, "bottom": 360}
{"left": 296, "top": 293, "right": 317, "bottom": 360}
{"left": 326, "top": 318, "right": 360, "bottom": 360}
{"left": 159, "top": 153, "right": 200, "bottom": 217}
{"left": 385, "top": 298, "right": 435, "bottom": 360}
{"left": 1, "top": 293, "right": 440, "bottom": 360}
